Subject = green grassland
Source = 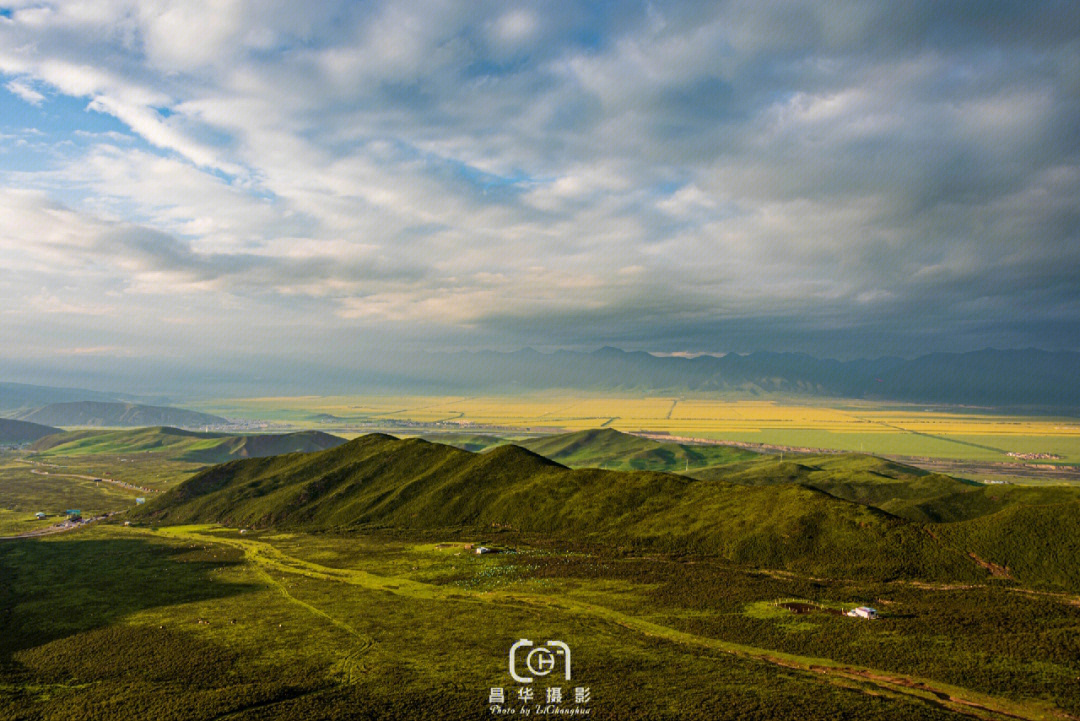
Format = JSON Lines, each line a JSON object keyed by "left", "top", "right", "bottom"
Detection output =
{"left": 18, "top": 427, "right": 347, "bottom": 491}
{"left": 0, "top": 460, "right": 139, "bottom": 533}
{"left": 2, "top": 523, "right": 1078, "bottom": 720}
{"left": 4, "top": 429, "right": 1080, "bottom": 718}
{"left": 0, "top": 508, "right": 66, "bottom": 537}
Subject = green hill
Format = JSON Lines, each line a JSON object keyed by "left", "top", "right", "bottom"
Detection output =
{"left": 690, "top": 452, "right": 1080, "bottom": 525}
{"left": 179, "top": 430, "right": 346, "bottom": 462}
{"left": 0, "top": 418, "right": 61, "bottom": 445}
{"left": 30, "top": 426, "right": 346, "bottom": 463}
{"left": 900, "top": 484, "right": 1080, "bottom": 523}
{"left": 931, "top": 500, "right": 1080, "bottom": 591}
{"left": 519, "top": 428, "right": 758, "bottom": 471}
{"left": 136, "top": 434, "right": 986, "bottom": 583}
{"left": 417, "top": 433, "right": 507, "bottom": 452}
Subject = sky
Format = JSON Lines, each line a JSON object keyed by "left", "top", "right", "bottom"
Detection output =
{"left": 0, "top": 1, "right": 1078, "bottom": 391}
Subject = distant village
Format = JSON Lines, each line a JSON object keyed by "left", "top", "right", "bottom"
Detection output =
{"left": 1006, "top": 452, "right": 1063, "bottom": 461}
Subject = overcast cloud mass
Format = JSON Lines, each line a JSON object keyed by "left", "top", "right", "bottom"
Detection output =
{"left": 1, "top": 1, "right": 1078, "bottom": 389}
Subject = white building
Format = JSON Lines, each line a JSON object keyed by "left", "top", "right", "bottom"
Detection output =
{"left": 847, "top": 606, "right": 878, "bottom": 620}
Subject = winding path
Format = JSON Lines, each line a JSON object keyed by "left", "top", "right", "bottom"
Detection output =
{"left": 151, "top": 526, "right": 1075, "bottom": 721}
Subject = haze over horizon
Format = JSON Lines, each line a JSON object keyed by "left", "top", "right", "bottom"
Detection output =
{"left": 2, "top": 2, "right": 1079, "bottom": 390}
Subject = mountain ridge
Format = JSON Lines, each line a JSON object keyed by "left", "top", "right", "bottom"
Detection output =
{"left": 384, "top": 346, "right": 1080, "bottom": 409}
{"left": 13, "top": 401, "right": 227, "bottom": 429}
{"left": 136, "top": 433, "right": 991, "bottom": 584}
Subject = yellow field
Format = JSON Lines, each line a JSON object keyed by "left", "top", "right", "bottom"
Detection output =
{"left": 197, "top": 395, "right": 1080, "bottom": 464}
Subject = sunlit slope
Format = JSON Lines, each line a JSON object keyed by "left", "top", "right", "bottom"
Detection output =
{"left": 691, "top": 453, "right": 971, "bottom": 517}
{"left": 138, "top": 434, "right": 984, "bottom": 582}
{"left": 519, "top": 428, "right": 758, "bottom": 471}
{"left": 30, "top": 426, "right": 346, "bottom": 463}
{"left": 690, "top": 452, "right": 1080, "bottom": 524}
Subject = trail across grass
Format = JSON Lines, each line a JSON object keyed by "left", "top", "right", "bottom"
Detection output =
{"left": 152, "top": 525, "right": 1072, "bottom": 721}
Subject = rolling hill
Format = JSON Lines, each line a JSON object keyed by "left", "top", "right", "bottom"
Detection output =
{"left": 687, "top": 451, "right": 1080, "bottom": 524}
{"left": 0, "top": 418, "right": 61, "bottom": 445}
{"left": 417, "top": 433, "right": 507, "bottom": 452}
{"left": 13, "top": 401, "right": 227, "bottom": 428}
{"left": 931, "top": 500, "right": 1080, "bottom": 591}
{"left": 517, "top": 429, "right": 992, "bottom": 521}
{"left": 136, "top": 434, "right": 988, "bottom": 583}
{"left": 30, "top": 426, "right": 346, "bottom": 464}
{"left": 518, "top": 427, "right": 758, "bottom": 471}
{"left": 506, "top": 429, "right": 1080, "bottom": 589}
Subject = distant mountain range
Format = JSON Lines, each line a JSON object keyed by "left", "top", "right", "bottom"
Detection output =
{"left": 11, "top": 401, "right": 227, "bottom": 429}
{"left": 392, "top": 347, "right": 1080, "bottom": 409}
{"left": 0, "top": 381, "right": 166, "bottom": 411}
{"left": 3, "top": 346, "right": 1078, "bottom": 409}
{"left": 0, "top": 418, "right": 61, "bottom": 445}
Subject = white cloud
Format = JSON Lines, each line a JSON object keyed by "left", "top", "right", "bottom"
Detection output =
{"left": 5, "top": 78, "right": 44, "bottom": 104}
{"left": 0, "top": 0, "right": 1077, "bottom": 367}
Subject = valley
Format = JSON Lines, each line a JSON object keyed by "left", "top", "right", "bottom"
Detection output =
{"left": 190, "top": 394, "right": 1080, "bottom": 473}
{"left": 2, "top": 425, "right": 1080, "bottom": 719}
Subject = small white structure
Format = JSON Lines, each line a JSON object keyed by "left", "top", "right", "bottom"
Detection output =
{"left": 35, "top": 512, "right": 46, "bottom": 519}
{"left": 135, "top": 497, "right": 146, "bottom": 505}
{"left": 847, "top": 606, "right": 878, "bottom": 620}
{"left": 475, "top": 546, "right": 495, "bottom": 555}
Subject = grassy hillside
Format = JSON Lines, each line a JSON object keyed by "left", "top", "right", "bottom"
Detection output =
{"left": 180, "top": 430, "right": 345, "bottom": 462}
{"left": 931, "top": 501, "right": 1080, "bottom": 591}
{"left": 417, "top": 432, "right": 507, "bottom": 452}
{"left": 0, "top": 418, "right": 61, "bottom": 445}
{"left": 519, "top": 427, "right": 758, "bottom": 471}
{"left": 900, "top": 484, "right": 1080, "bottom": 523}
{"left": 14, "top": 401, "right": 227, "bottom": 428}
{"left": 689, "top": 452, "right": 1080, "bottom": 525}
{"left": 31, "top": 426, "right": 346, "bottom": 464}
{"left": 546, "top": 431, "right": 986, "bottom": 520}
{"left": 137, "top": 434, "right": 984, "bottom": 583}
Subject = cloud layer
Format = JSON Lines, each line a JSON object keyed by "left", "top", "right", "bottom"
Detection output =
{"left": 1, "top": 0, "right": 1078, "bottom": 386}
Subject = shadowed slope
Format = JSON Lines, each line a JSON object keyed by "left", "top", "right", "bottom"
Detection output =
{"left": 0, "top": 418, "right": 61, "bottom": 444}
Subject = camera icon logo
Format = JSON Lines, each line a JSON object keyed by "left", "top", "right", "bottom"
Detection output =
{"left": 508, "top": 639, "right": 571, "bottom": 684}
